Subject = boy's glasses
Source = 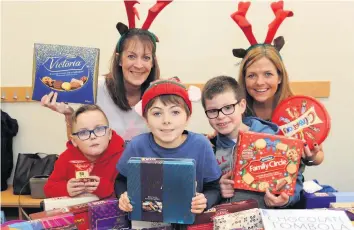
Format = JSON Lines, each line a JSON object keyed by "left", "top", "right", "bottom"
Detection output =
{"left": 205, "top": 101, "right": 241, "bottom": 119}
{"left": 72, "top": 126, "right": 109, "bottom": 141}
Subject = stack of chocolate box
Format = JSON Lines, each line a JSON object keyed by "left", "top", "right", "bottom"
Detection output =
{"left": 187, "top": 199, "right": 258, "bottom": 230}
{"left": 127, "top": 157, "right": 196, "bottom": 224}
{"left": 30, "top": 202, "right": 90, "bottom": 230}
{"left": 4, "top": 213, "right": 75, "bottom": 229}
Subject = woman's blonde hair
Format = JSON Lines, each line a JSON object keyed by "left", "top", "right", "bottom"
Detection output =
{"left": 238, "top": 45, "right": 293, "bottom": 117}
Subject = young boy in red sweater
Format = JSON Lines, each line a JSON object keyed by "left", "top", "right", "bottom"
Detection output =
{"left": 44, "top": 104, "right": 125, "bottom": 199}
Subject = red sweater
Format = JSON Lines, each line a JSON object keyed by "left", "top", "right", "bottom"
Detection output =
{"left": 44, "top": 131, "right": 124, "bottom": 199}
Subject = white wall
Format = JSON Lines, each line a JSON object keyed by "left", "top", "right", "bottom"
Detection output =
{"left": 1, "top": 0, "right": 354, "bottom": 191}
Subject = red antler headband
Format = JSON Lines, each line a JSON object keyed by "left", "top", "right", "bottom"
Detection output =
{"left": 231, "top": 1, "right": 293, "bottom": 58}
{"left": 116, "top": 0, "right": 173, "bottom": 52}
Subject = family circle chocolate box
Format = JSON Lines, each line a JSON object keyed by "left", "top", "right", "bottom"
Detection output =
{"left": 127, "top": 157, "right": 196, "bottom": 224}
{"left": 233, "top": 131, "right": 304, "bottom": 195}
{"left": 32, "top": 43, "right": 99, "bottom": 104}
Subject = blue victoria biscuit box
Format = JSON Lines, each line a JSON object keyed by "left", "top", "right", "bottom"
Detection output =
{"left": 127, "top": 157, "right": 196, "bottom": 224}
{"left": 32, "top": 43, "right": 100, "bottom": 104}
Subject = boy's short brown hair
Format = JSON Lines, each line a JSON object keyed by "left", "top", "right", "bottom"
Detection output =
{"left": 143, "top": 94, "right": 191, "bottom": 118}
{"left": 71, "top": 105, "right": 109, "bottom": 131}
{"left": 201, "top": 75, "right": 246, "bottom": 109}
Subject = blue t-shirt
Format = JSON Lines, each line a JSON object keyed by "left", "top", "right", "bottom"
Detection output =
{"left": 117, "top": 131, "right": 221, "bottom": 193}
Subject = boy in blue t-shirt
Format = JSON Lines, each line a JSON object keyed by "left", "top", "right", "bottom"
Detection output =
{"left": 201, "top": 75, "right": 304, "bottom": 208}
{"left": 115, "top": 80, "right": 222, "bottom": 214}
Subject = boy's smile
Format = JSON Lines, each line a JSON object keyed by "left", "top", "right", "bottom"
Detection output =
{"left": 216, "top": 121, "right": 232, "bottom": 128}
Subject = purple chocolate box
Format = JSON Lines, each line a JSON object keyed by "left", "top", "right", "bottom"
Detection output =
{"left": 88, "top": 198, "right": 130, "bottom": 230}
{"left": 304, "top": 192, "right": 336, "bottom": 209}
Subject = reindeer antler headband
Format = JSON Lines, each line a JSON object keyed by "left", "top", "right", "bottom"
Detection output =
{"left": 231, "top": 1, "right": 293, "bottom": 59}
{"left": 116, "top": 0, "right": 173, "bottom": 52}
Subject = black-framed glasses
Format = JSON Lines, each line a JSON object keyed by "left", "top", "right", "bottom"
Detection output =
{"left": 72, "top": 126, "right": 109, "bottom": 141}
{"left": 205, "top": 102, "right": 241, "bottom": 119}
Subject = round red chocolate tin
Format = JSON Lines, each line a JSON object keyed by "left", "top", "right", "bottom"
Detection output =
{"left": 271, "top": 95, "right": 331, "bottom": 150}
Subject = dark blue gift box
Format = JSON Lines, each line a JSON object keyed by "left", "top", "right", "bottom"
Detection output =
{"left": 304, "top": 192, "right": 336, "bottom": 209}
{"left": 304, "top": 192, "right": 354, "bottom": 209}
{"left": 127, "top": 157, "right": 196, "bottom": 224}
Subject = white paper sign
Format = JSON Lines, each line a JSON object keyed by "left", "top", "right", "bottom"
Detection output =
{"left": 260, "top": 209, "right": 353, "bottom": 230}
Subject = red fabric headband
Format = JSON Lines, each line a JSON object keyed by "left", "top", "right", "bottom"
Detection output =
{"left": 142, "top": 80, "right": 192, "bottom": 115}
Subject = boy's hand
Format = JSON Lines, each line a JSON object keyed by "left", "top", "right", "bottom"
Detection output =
{"left": 205, "top": 131, "right": 217, "bottom": 140}
{"left": 220, "top": 171, "right": 235, "bottom": 198}
{"left": 84, "top": 176, "right": 100, "bottom": 193}
{"left": 191, "top": 193, "right": 207, "bottom": 214}
{"left": 264, "top": 189, "right": 289, "bottom": 207}
{"left": 67, "top": 178, "right": 85, "bottom": 197}
{"left": 119, "top": 192, "right": 133, "bottom": 212}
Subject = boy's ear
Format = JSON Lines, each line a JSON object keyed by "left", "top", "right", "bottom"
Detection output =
{"left": 143, "top": 116, "right": 149, "bottom": 128}
{"left": 70, "top": 136, "right": 78, "bottom": 147}
{"left": 240, "top": 99, "right": 247, "bottom": 114}
{"left": 108, "top": 128, "right": 112, "bottom": 140}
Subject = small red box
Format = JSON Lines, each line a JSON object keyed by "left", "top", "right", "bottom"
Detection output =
{"left": 233, "top": 131, "right": 303, "bottom": 196}
{"left": 67, "top": 203, "right": 90, "bottom": 230}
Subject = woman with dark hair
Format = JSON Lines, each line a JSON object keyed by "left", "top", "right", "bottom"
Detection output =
{"left": 41, "top": 1, "right": 172, "bottom": 142}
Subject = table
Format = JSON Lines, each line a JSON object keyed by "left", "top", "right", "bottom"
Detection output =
{"left": 1, "top": 186, "right": 43, "bottom": 220}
